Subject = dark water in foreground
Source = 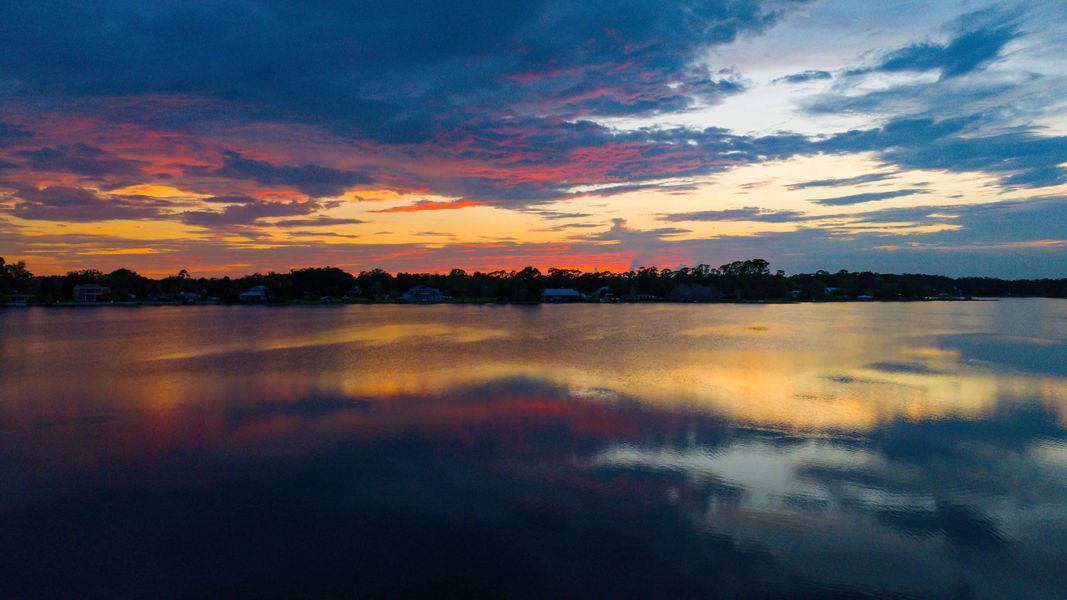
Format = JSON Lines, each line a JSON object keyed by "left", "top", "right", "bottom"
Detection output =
{"left": 2, "top": 300, "right": 1066, "bottom": 598}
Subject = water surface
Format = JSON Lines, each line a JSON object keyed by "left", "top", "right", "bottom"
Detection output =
{"left": 2, "top": 300, "right": 1066, "bottom": 598}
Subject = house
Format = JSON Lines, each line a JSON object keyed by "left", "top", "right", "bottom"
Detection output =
{"left": 594, "top": 286, "right": 615, "bottom": 298}
{"left": 5, "top": 292, "right": 32, "bottom": 306}
{"left": 73, "top": 283, "right": 110, "bottom": 303}
{"left": 401, "top": 285, "right": 444, "bottom": 303}
{"left": 239, "top": 285, "right": 268, "bottom": 302}
{"left": 542, "top": 288, "right": 582, "bottom": 302}
{"left": 343, "top": 284, "right": 363, "bottom": 300}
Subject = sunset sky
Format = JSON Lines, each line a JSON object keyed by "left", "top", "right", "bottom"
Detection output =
{"left": 1, "top": 1, "right": 1065, "bottom": 277}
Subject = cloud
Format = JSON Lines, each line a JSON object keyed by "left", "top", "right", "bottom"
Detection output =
{"left": 180, "top": 198, "right": 322, "bottom": 226}
{"left": 850, "top": 14, "right": 1018, "bottom": 80}
{"left": 522, "top": 209, "right": 594, "bottom": 220}
{"left": 0, "top": 122, "right": 34, "bottom": 144}
{"left": 585, "top": 217, "right": 690, "bottom": 242}
{"left": 0, "top": 0, "right": 810, "bottom": 143}
{"left": 660, "top": 207, "right": 807, "bottom": 222}
{"left": 16, "top": 144, "right": 145, "bottom": 179}
{"left": 773, "top": 70, "right": 831, "bottom": 84}
{"left": 373, "top": 199, "right": 484, "bottom": 213}
{"left": 204, "top": 151, "right": 372, "bottom": 198}
{"left": 1, "top": 185, "right": 172, "bottom": 221}
{"left": 532, "top": 222, "right": 602, "bottom": 232}
{"left": 819, "top": 118, "right": 1067, "bottom": 188}
{"left": 810, "top": 188, "right": 928, "bottom": 206}
{"left": 272, "top": 216, "right": 368, "bottom": 228}
{"left": 787, "top": 173, "right": 895, "bottom": 190}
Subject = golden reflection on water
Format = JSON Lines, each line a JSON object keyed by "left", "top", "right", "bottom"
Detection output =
{"left": 3, "top": 301, "right": 1066, "bottom": 434}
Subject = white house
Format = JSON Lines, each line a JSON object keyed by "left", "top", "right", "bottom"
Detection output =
{"left": 239, "top": 285, "right": 268, "bottom": 302}
{"left": 73, "top": 283, "right": 110, "bottom": 303}
{"left": 542, "top": 288, "right": 582, "bottom": 302}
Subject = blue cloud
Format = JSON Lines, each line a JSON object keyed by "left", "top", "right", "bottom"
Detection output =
{"left": 787, "top": 173, "right": 894, "bottom": 190}
{"left": 659, "top": 207, "right": 807, "bottom": 222}
{"left": 820, "top": 117, "right": 1067, "bottom": 189}
{"left": 811, "top": 189, "right": 928, "bottom": 206}
{"left": 0, "top": 0, "right": 809, "bottom": 143}
{"left": 199, "top": 151, "right": 374, "bottom": 198}
{"left": 774, "top": 70, "right": 831, "bottom": 84}
{"left": 0, "top": 122, "right": 34, "bottom": 144}
{"left": 16, "top": 144, "right": 145, "bottom": 180}
{"left": 849, "top": 13, "right": 1018, "bottom": 80}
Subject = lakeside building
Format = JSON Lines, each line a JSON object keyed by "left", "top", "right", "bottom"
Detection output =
{"left": 239, "top": 285, "right": 268, "bottom": 302}
{"left": 4, "top": 292, "right": 33, "bottom": 306}
{"left": 401, "top": 285, "right": 444, "bottom": 303}
{"left": 542, "top": 288, "right": 582, "bottom": 302}
{"left": 73, "top": 284, "right": 110, "bottom": 303}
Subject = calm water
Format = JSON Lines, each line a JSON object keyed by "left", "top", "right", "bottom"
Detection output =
{"left": 2, "top": 300, "right": 1066, "bottom": 598}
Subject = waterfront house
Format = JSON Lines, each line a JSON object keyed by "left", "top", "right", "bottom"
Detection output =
{"left": 401, "top": 285, "right": 444, "bottom": 303}
{"left": 5, "top": 292, "right": 32, "bottom": 306}
{"left": 239, "top": 285, "right": 268, "bottom": 302}
{"left": 542, "top": 288, "right": 582, "bottom": 302}
{"left": 73, "top": 283, "right": 110, "bottom": 303}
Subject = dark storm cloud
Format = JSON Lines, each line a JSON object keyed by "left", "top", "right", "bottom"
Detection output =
{"left": 0, "top": 0, "right": 809, "bottom": 142}
{"left": 200, "top": 151, "right": 373, "bottom": 198}
{"left": 773, "top": 70, "right": 831, "bottom": 84}
{"left": 659, "top": 207, "right": 807, "bottom": 222}
{"left": 811, "top": 189, "right": 928, "bottom": 206}
{"left": 1, "top": 185, "right": 173, "bottom": 221}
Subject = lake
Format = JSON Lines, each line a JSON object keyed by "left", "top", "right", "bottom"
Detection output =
{"left": 2, "top": 300, "right": 1066, "bottom": 598}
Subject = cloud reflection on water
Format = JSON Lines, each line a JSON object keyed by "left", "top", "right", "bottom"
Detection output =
{"left": 1, "top": 301, "right": 1066, "bottom": 597}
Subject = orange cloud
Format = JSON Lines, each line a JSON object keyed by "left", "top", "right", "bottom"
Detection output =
{"left": 374, "top": 199, "right": 485, "bottom": 213}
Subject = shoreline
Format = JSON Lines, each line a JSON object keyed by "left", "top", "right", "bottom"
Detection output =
{"left": 2, "top": 297, "right": 1019, "bottom": 308}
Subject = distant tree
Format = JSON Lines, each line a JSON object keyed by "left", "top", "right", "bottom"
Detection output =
{"left": 104, "top": 268, "right": 152, "bottom": 299}
{"left": 289, "top": 267, "right": 356, "bottom": 299}
{"left": 0, "top": 257, "right": 33, "bottom": 293}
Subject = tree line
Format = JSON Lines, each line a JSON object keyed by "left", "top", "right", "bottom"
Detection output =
{"left": 2, "top": 257, "right": 1065, "bottom": 304}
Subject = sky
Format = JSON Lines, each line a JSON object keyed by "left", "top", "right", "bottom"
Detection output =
{"left": 1, "top": 0, "right": 1066, "bottom": 277}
